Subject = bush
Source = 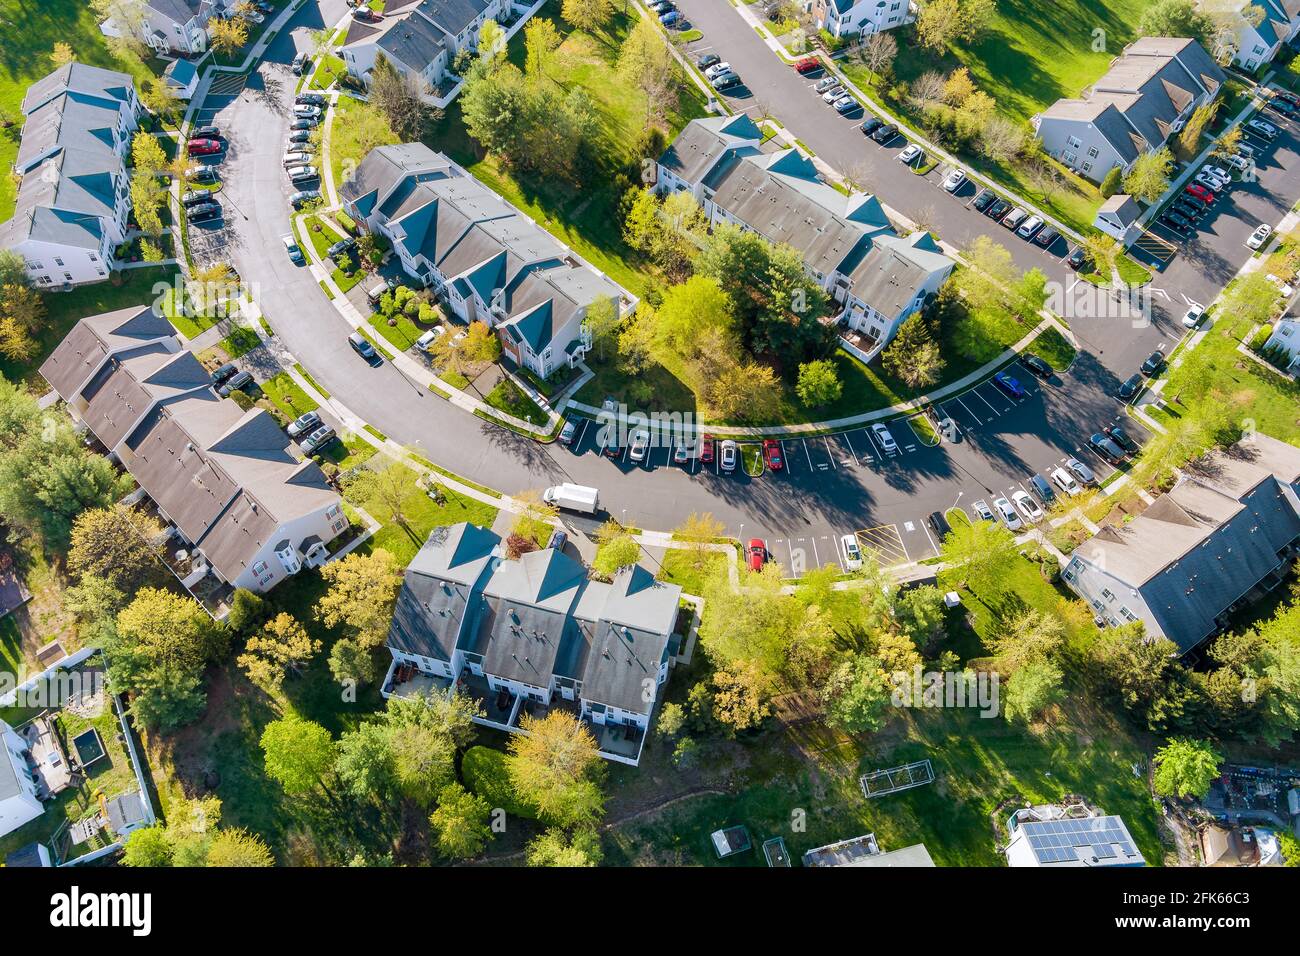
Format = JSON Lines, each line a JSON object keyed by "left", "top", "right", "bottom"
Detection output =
{"left": 1099, "top": 166, "right": 1123, "bottom": 199}
{"left": 1249, "top": 324, "right": 1274, "bottom": 352}
{"left": 461, "top": 746, "right": 537, "bottom": 819}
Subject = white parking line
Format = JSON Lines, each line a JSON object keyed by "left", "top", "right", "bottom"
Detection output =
{"left": 809, "top": 536, "right": 821, "bottom": 570}
{"left": 822, "top": 436, "right": 837, "bottom": 469}
{"left": 802, "top": 439, "right": 815, "bottom": 470}
{"left": 781, "top": 439, "right": 795, "bottom": 474}
{"left": 841, "top": 431, "right": 862, "bottom": 466}
{"left": 971, "top": 389, "right": 1002, "bottom": 418}
{"left": 919, "top": 517, "right": 938, "bottom": 555}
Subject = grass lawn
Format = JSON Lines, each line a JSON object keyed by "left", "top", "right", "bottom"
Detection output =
{"left": 332, "top": 264, "right": 365, "bottom": 292}
{"left": 1, "top": 266, "right": 181, "bottom": 387}
{"left": 484, "top": 378, "right": 548, "bottom": 426}
{"left": 309, "top": 53, "right": 346, "bottom": 91}
{"left": 329, "top": 94, "right": 399, "bottom": 197}
{"left": 259, "top": 370, "right": 318, "bottom": 419}
{"left": 1025, "top": 326, "right": 1077, "bottom": 370}
{"left": 301, "top": 214, "right": 338, "bottom": 260}
{"left": 371, "top": 310, "right": 439, "bottom": 352}
{"left": 659, "top": 548, "right": 728, "bottom": 597}
{"left": 218, "top": 326, "right": 261, "bottom": 359}
{"left": 318, "top": 433, "right": 378, "bottom": 471}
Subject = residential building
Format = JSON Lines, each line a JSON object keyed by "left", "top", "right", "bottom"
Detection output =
{"left": 0, "top": 719, "right": 44, "bottom": 840}
{"left": 1220, "top": 0, "right": 1300, "bottom": 73}
{"left": 1062, "top": 433, "right": 1300, "bottom": 653}
{"left": 340, "top": 143, "right": 633, "bottom": 378}
{"left": 0, "top": 64, "right": 141, "bottom": 288}
{"left": 810, "top": 0, "right": 915, "bottom": 40}
{"left": 382, "top": 522, "right": 683, "bottom": 765}
{"left": 802, "top": 833, "right": 935, "bottom": 867}
{"left": 656, "top": 115, "right": 954, "bottom": 361}
{"left": 39, "top": 306, "right": 347, "bottom": 604}
{"left": 163, "top": 56, "right": 201, "bottom": 101}
{"left": 1032, "top": 37, "right": 1226, "bottom": 185}
{"left": 1004, "top": 804, "right": 1145, "bottom": 867}
{"left": 1261, "top": 317, "right": 1300, "bottom": 373}
{"left": 99, "top": 0, "right": 235, "bottom": 56}
{"left": 1093, "top": 193, "right": 1143, "bottom": 244}
{"left": 340, "top": 0, "right": 537, "bottom": 102}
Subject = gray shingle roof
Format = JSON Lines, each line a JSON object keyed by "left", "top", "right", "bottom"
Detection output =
{"left": 414, "top": 0, "right": 494, "bottom": 37}
{"left": 21, "top": 62, "right": 136, "bottom": 115}
{"left": 657, "top": 113, "right": 763, "bottom": 185}
{"left": 375, "top": 12, "right": 447, "bottom": 76}
{"left": 39, "top": 304, "right": 173, "bottom": 398}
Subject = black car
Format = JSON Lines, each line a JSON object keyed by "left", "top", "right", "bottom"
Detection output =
{"left": 971, "top": 189, "right": 996, "bottom": 212}
{"left": 290, "top": 118, "right": 317, "bottom": 131}
{"left": 327, "top": 237, "right": 356, "bottom": 259}
{"left": 1021, "top": 353, "right": 1052, "bottom": 379}
{"left": 1105, "top": 425, "right": 1140, "bottom": 455}
{"left": 697, "top": 52, "right": 720, "bottom": 70}
{"left": 187, "top": 201, "right": 221, "bottom": 222}
{"left": 860, "top": 116, "right": 884, "bottom": 137}
{"left": 927, "top": 511, "right": 952, "bottom": 539}
{"left": 1089, "top": 432, "right": 1127, "bottom": 464}
{"left": 870, "top": 122, "right": 898, "bottom": 143}
{"left": 1161, "top": 211, "right": 1192, "bottom": 232}
{"left": 1117, "top": 373, "right": 1142, "bottom": 402}
{"left": 713, "top": 74, "right": 741, "bottom": 91}
{"left": 1171, "top": 200, "right": 1202, "bottom": 220}
{"left": 296, "top": 93, "right": 326, "bottom": 106}
{"left": 192, "top": 124, "right": 220, "bottom": 139}
{"left": 211, "top": 362, "right": 238, "bottom": 385}
{"left": 986, "top": 199, "right": 1011, "bottom": 220}
{"left": 1066, "top": 247, "right": 1089, "bottom": 271}
{"left": 1032, "top": 225, "right": 1059, "bottom": 248}
{"left": 1180, "top": 192, "right": 1208, "bottom": 210}
{"left": 1140, "top": 349, "right": 1165, "bottom": 376}
{"left": 288, "top": 130, "right": 311, "bottom": 144}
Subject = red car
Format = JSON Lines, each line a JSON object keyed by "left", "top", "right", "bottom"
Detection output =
{"left": 746, "top": 538, "right": 767, "bottom": 572}
{"left": 188, "top": 138, "right": 221, "bottom": 156}
{"left": 762, "top": 438, "right": 783, "bottom": 471}
{"left": 793, "top": 57, "right": 819, "bottom": 74}
{"left": 699, "top": 434, "right": 715, "bottom": 464}
{"left": 1185, "top": 183, "right": 1215, "bottom": 203}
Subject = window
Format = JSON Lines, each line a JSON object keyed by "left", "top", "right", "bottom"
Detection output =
{"left": 1087, "top": 146, "right": 1099, "bottom": 158}
{"left": 1063, "top": 151, "right": 1077, "bottom": 164}
{"left": 54, "top": 257, "right": 64, "bottom": 267}
{"left": 1101, "top": 587, "right": 1116, "bottom": 602}
{"left": 1118, "top": 606, "right": 1138, "bottom": 622}
{"left": 1066, "top": 135, "right": 1082, "bottom": 149}
{"left": 1082, "top": 161, "right": 1093, "bottom": 174}
{"left": 63, "top": 273, "right": 72, "bottom": 281}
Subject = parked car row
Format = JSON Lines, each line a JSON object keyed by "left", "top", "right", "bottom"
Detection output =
{"left": 700, "top": 55, "right": 741, "bottom": 92}
{"left": 650, "top": 0, "right": 684, "bottom": 27}
{"left": 284, "top": 95, "right": 325, "bottom": 190}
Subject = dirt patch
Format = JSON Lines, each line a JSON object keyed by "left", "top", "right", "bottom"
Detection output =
{"left": 145, "top": 664, "right": 249, "bottom": 799}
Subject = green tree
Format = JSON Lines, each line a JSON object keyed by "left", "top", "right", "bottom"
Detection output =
{"left": 315, "top": 549, "right": 402, "bottom": 650}
{"left": 208, "top": 15, "right": 249, "bottom": 57}
{"left": 561, "top": 0, "right": 614, "bottom": 36}
{"left": 1092, "top": 622, "right": 1190, "bottom": 731}
{"left": 591, "top": 533, "right": 641, "bottom": 578}
{"left": 937, "top": 518, "right": 1019, "bottom": 597}
{"left": 131, "top": 131, "right": 167, "bottom": 171}
{"left": 881, "top": 313, "right": 945, "bottom": 388}
{"left": 795, "top": 359, "right": 843, "bottom": 407}
{"left": 526, "top": 826, "right": 603, "bottom": 866}
{"left": 1003, "top": 658, "right": 1064, "bottom": 722}
{"left": 821, "top": 654, "right": 892, "bottom": 733}
{"left": 1099, "top": 165, "right": 1123, "bottom": 198}
{"left": 429, "top": 783, "right": 493, "bottom": 859}
{"left": 1138, "top": 0, "right": 1215, "bottom": 48}
{"left": 1152, "top": 737, "right": 1222, "bottom": 799}
{"left": 67, "top": 505, "right": 163, "bottom": 590}
{"left": 329, "top": 637, "right": 379, "bottom": 686}
{"left": 121, "top": 825, "right": 173, "bottom": 866}
{"left": 1123, "top": 147, "right": 1173, "bottom": 204}
{"left": 239, "top": 613, "right": 321, "bottom": 694}
{"left": 523, "top": 17, "right": 564, "bottom": 81}
{"left": 507, "top": 711, "right": 605, "bottom": 827}
{"left": 261, "top": 717, "right": 336, "bottom": 796}
{"left": 988, "top": 609, "right": 1065, "bottom": 672}
{"left": 206, "top": 828, "right": 274, "bottom": 867}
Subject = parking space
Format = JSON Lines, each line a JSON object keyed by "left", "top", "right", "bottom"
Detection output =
{"left": 897, "top": 516, "right": 940, "bottom": 562}
{"left": 855, "top": 524, "right": 908, "bottom": 566}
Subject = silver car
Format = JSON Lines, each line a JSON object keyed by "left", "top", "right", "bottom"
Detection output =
{"left": 719, "top": 439, "right": 738, "bottom": 472}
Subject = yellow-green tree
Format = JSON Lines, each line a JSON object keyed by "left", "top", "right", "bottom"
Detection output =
{"left": 507, "top": 711, "right": 605, "bottom": 827}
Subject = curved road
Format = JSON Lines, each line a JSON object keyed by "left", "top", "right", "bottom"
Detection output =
{"left": 184, "top": 0, "right": 1300, "bottom": 574}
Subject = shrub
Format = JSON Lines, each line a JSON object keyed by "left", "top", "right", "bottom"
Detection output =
{"left": 1249, "top": 324, "right": 1274, "bottom": 352}
{"left": 461, "top": 746, "right": 537, "bottom": 819}
{"left": 1099, "top": 166, "right": 1123, "bottom": 199}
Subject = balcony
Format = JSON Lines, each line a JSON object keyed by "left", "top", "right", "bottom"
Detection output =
{"left": 584, "top": 718, "right": 645, "bottom": 765}
{"left": 381, "top": 659, "right": 453, "bottom": 701}
{"left": 454, "top": 672, "right": 521, "bottom": 729}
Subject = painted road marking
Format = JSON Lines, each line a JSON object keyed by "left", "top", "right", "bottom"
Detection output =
{"left": 855, "top": 524, "right": 908, "bottom": 565}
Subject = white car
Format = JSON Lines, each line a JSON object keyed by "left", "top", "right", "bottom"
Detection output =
{"left": 1203, "top": 164, "right": 1231, "bottom": 182}
{"left": 815, "top": 75, "right": 839, "bottom": 92}
{"left": 287, "top": 165, "right": 318, "bottom": 183}
{"left": 1247, "top": 224, "right": 1273, "bottom": 250}
{"left": 973, "top": 499, "right": 996, "bottom": 522}
{"left": 283, "top": 151, "right": 311, "bottom": 167}
{"left": 822, "top": 86, "right": 845, "bottom": 103}
{"left": 1266, "top": 273, "right": 1295, "bottom": 297}
{"left": 994, "top": 496, "right": 1023, "bottom": 531}
{"left": 870, "top": 423, "right": 897, "bottom": 455}
{"left": 1247, "top": 118, "right": 1278, "bottom": 138}
{"left": 1050, "top": 467, "right": 1081, "bottom": 496}
{"left": 293, "top": 104, "right": 322, "bottom": 119}
{"left": 704, "top": 62, "right": 731, "bottom": 80}
{"left": 1224, "top": 153, "right": 1251, "bottom": 172}
{"left": 1012, "top": 490, "right": 1043, "bottom": 523}
{"left": 415, "top": 326, "right": 445, "bottom": 351}
{"left": 1066, "top": 457, "right": 1097, "bottom": 486}
{"left": 942, "top": 168, "right": 966, "bottom": 192}
{"left": 898, "top": 143, "right": 923, "bottom": 165}
{"left": 840, "top": 534, "right": 863, "bottom": 571}
{"left": 1182, "top": 304, "right": 1204, "bottom": 327}
{"left": 719, "top": 439, "right": 738, "bottom": 472}
{"left": 1195, "top": 171, "right": 1226, "bottom": 192}
{"left": 629, "top": 428, "right": 650, "bottom": 462}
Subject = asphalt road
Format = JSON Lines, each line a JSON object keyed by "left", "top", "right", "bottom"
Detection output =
{"left": 178, "top": 0, "right": 1300, "bottom": 576}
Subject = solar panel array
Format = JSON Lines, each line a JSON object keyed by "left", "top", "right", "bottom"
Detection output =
{"left": 1023, "top": 817, "right": 1138, "bottom": 865}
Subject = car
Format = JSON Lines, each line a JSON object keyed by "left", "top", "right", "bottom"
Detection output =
{"left": 1160, "top": 212, "right": 1191, "bottom": 233}
{"left": 327, "top": 237, "right": 356, "bottom": 259}
{"left": 1016, "top": 215, "right": 1044, "bottom": 240}
{"left": 712, "top": 73, "right": 741, "bottom": 91}
{"left": 1266, "top": 273, "right": 1295, "bottom": 297}
{"left": 1050, "top": 467, "right": 1081, "bottom": 496}
{"left": 282, "top": 233, "right": 303, "bottom": 264}
{"left": 287, "top": 165, "right": 319, "bottom": 183}
{"left": 1066, "top": 247, "right": 1089, "bottom": 271}
{"left": 1273, "top": 98, "right": 1300, "bottom": 118}
{"left": 1178, "top": 191, "right": 1208, "bottom": 210}
{"left": 253, "top": 1, "right": 274, "bottom": 14}
{"left": 697, "top": 53, "right": 720, "bottom": 70}
{"left": 289, "top": 189, "right": 321, "bottom": 208}
{"left": 704, "top": 62, "right": 731, "bottom": 80}
{"left": 283, "top": 150, "right": 312, "bottom": 167}
{"left": 1140, "top": 349, "right": 1165, "bottom": 376}
{"left": 1028, "top": 474, "right": 1056, "bottom": 506}
{"left": 217, "top": 370, "right": 252, "bottom": 397}
{"left": 628, "top": 428, "right": 650, "bottom": 462}
{"left": 700, "top": 434, "right": 715, "bottom": 464}
{"left": 860, "top": 116, "right": 884, "bottom": 136}
{"left": 352, "top": 7, "right": 382, "bottom": 21}
{"left": 673, "top": 441, "right": 690, "bottom": 465}
{"left": 1182, "top": 304, "right": 1204, "bottom": 327}
{"left": 821, "top": 85, "right": 845, "bottom": 103}
{"left": 187, "top": 137, "right": 222, "bottom": 154}
{"left": 1105, "top": 425, "right": 1140, "bottom": 455}
{"left": 290, "top": 118, "right": 318, "bottom": 130}
{"left": 992, "top": 371, "right": 1025, "bottom": 399}
{"left": 544, "top": 528, "right": 568, "bottom": 553}
{"left": 300, "top": 425, "right": 337, "bottom": 455}
{"left": 1195, "top": 170, "right": 1228, "bottom": 192}
{"left": 870, "top": 423, "right": 897, "bottom": 455}
{"left": 648, "top": 0, "right": 671, "bottom": 8}
{"left": 986, "top": 199, "right": 1011, "bottom": 221}
{"left": 870, "top": 123, "right": 898, "bottom": 143}
{"left": 942, "top": 168, "right": 966, "bottom": 192}
{"left": 1171, "top": 199, "right": 1203, "bottom": 220}
{"left": 1089, "top": 432, "right": 1127, "bottom": 464}
{"left": 1012, "top": 490, "right": 1043, "bottom": 523}
{"left": 972, "top": 189, "right": 996, "bottom": 212}
{"left": 1033, "top": 226, "right": 1059, "bottom": 248}
{"left": 191, "top": 124, "right": 219, "bottom": 139}
{"left": 287, "top": 130, "right": 312, "bottom": 145}
{"left": 840, "top": 534, "right": 863, "bottom": 570}
{"left": 762, "top": 438, "right": 782, "bottom": 471}
{"left": 973, "top": 499, "right": 996, "bottom": 523}
{"left": 833, "top": 95, "right": 857, "bottom": 114}
{"left": 793, "top": 57, "right": 820, "bottom": 74}
{"left": 1233, "top": 142, "right": 1257, "bottom": 160}
{"left": 1020, "top": 353, "right": 1052, "bottom": 379}
{"left": 291, "top": 52, "right": 310, "bottom": 75}
{"left": 927, "top": 511, "right": 952, "bottom": 539}
{"left": 244, "top": 9, "right": 265, "bottom": 23}
{"left": 1117, "top": 373, "right": 1142, "bottom": 402}
{"left": 719, "top": 439, "right": 738, "bottom": 472}
{"left": 1000, "top": 207, "right": 1027, "bottom": 231}
{"left": 187, "top": 201, "right": 221, "bottom": 222}
{"left": 602, "top": 434, "right": 621, "bottom": 458}
{"left": 186, "top": 165, "right": 219, "bottom": 184}
{"left": 1273, "top": 89, "right": 1299, "bottom": 106}
{"left": 287, "top": 411, "right": 322, "bottom": 439}
{"left": 293, "top": 104, "right": 322, "bottom": 119}
{"left": 558, "top": 420, "right": 578, "bottom": 445}
{"left": 210, "top": 362, "right": 238, "bottom": 385}
{"left": 994, "top": 496, "right": 1023, "bottom": 531}
{"left": 1066, "top": 457, "right": 1096, "bottom": 486}
{"left": 1203, "top": 164, "right": 1231, "bottom": 183}
{"left": 181, "top": 190, "right": 210, "bottom": 207}
{"left": 1223, "top": 152, "right": 1251, "bottom": 172}
{"left": 1247, "top": 118, "right": 1278, "bottom": 138}
{"left": 659, "top": 10, "right": 681, "bottom": 25}
{"left": 295, "top": 92, "right": 326, "bottom": 106}
{"left": 1247, "top": 224, "right": 1273, "bottom": 250}
{"left": 816, "top": 75, "right": 840, "bottom": 92}
{"left": 415, "top": 326, "right": 445, "bottom": 352}
{"left": 1185, "top": 183, "right": 1215, "bottom": 202}
{"left": 348, "top": 331, "right": 379, "bottom": 364}
{"left": 746, "top": 539, "right": 768, "bottom": 572}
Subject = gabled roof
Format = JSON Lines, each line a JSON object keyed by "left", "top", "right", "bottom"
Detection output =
{"left": 16, "top": 92, "right": 123, "bottom": 172}
{"left": 21, "top": 62, "right": 136, "bottom": 115}
{"left": 845, "top": 232, "right": 951, "bottom": 320}
{"left": 414, "top": 0, "right": 494, "bottom": 38}
{"left": 374, "top": 12, "right": 447, "bottom": 76}
{"left": 163, "top": 57, "right": 198, "bottom": 89}
{"left": 656, "top": 112, "right": 763, "bottom": 184}
{"left": 39, "top": 304, "right": 173, "bottom": 398}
